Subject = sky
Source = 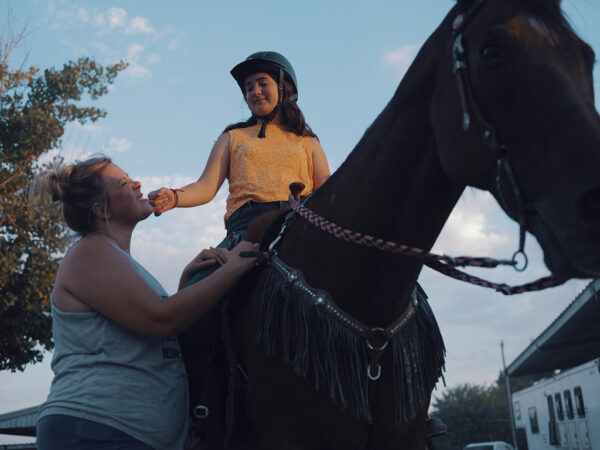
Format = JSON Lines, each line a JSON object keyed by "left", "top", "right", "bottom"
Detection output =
{"left": 1, "top": 0, "right": 600, "bottom": 444}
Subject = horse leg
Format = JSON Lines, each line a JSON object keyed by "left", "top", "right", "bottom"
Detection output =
{"left": 366, "top": 369, "right": 431, "bottom": 450}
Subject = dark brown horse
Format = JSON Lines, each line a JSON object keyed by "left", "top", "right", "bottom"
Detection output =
{"left": 206, "top": 0, "right": 600, "bottom": 448}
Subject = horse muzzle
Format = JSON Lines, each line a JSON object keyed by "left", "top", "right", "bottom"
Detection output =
{"left": 530, "top": 186, "right": 600, "bottom": 278}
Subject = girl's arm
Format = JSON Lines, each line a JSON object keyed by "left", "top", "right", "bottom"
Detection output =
{"left": 309, "top": 138, "right": 331, "bottom": 188}
{"left": 53, "top": 237, "right": 258, "bottom": 336}
{"left": 149, "top": 133, "right": 231, "bottom": 214}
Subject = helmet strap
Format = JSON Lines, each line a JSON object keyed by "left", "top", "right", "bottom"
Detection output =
{"left": 254, "top": 104, "right": 280, "bottom": 138}
{"left": 254, "top": 68, "right": 284, "bottom": 139}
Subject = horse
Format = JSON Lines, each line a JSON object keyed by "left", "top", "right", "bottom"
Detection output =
{"left": 197, "top": 0, "right": 600, "bottom": 448}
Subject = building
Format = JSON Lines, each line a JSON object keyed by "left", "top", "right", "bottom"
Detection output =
{"left": 506, "top": 279, "right": 600, "bottom": 450}
{"left": 0, "top": 406, "right": 37, "bottom": 449}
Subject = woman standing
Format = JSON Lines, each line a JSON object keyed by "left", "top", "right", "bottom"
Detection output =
{"left": 34, "top": 156, "right": 259, "bottom": 449}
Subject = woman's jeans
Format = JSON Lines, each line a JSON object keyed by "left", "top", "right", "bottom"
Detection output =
{"left": 37, "top": 415, "right": 152, "bottom": 450}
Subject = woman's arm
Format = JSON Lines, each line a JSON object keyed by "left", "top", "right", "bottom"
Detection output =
{"left": 309, "top": 138, "right": 330, "bottom": 188}
{"left": 53, "top": 237, "right": 258, "bottom": 336}
{"left": 149, "top": 133, "right": 231, "bottom": 214}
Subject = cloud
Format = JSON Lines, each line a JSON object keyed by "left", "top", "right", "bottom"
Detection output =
{"left": 126, "top": 65, "right": 152, "bottom": 78}
{"left": 100, "top": 137, "right": 133, "bottom": 155}
{"left": 381, "top": 44, "right": 419, "bottom": 80}
{"left": 126, "top": 16, "right": 156, "bottom": 35}
{"left": 77, "top": 8, "right": 90, "bottom": 24}
{"left": 36, "top": 142, "right": 95, "bottom": 169}
{"left": 147, "top": 53, "right": 161, "bottom": 64}
{"left": 107, "top": 7, "right": 127, "bottom": 29}
{"left": 128, "top": 43, "right": 144, "bottom": 57}
{"left": 93, "top": 11, "right": 106, "bottom": 28}
{"left": 124, "top": 43, "right": 152, "bottom": 78}
{"left": 70, "top": 122, "right": 104, "bottom": 135}
{"left": 91, "top": 41, "right": 111, "bottom": 56}
{"left": 56, "top": 7, "right": 155, "bottom": 40}
{"left": 432, "top": 189, "right": 512, "bottom": 256}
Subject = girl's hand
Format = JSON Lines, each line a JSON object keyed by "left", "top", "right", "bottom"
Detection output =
{"left": 178, "top": 247, "right": 230, "bottom": 290}
{"left": 148, "top": 187, "right": 176, "bottom": 215}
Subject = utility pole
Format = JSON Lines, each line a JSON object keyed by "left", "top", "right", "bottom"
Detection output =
{"left": 501, "top": 340, "right": 519, "bottom": 450}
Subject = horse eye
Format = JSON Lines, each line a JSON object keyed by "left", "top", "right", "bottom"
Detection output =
{"left": 482, "top": 46, "right": 501, "bottom": 59}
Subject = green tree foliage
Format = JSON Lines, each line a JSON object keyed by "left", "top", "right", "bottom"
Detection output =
{"left": 430, "top": 373, "right": 537, "bottom": 450}
{"left": 0, "top": 23, "right": 127, "bottom": 371}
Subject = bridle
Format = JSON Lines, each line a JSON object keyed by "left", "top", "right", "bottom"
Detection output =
{"left": 451, "top": 0, "right": 530, "bottom": 270}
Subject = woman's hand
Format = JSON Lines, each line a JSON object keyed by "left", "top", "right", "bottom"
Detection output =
{"left": 222, "top": 241, "right": 262, "bottom": 277}
{"left": 148, "top": 187, "right": 176, "bottom": 215}
{"left": 178, "top": 247, "right": 230, "bottom": 290}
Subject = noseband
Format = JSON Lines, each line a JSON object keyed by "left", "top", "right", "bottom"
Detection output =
{"left": 451, "top": 0, "right": 530, "bottom": 270}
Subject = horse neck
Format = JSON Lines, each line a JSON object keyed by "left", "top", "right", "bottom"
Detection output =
{"left": 284, "top": 19, "right": 464, "bottom": 325}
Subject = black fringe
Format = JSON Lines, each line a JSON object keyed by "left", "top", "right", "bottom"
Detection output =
{"left": 256, "top": 264, "right": 446, "bottom": 424}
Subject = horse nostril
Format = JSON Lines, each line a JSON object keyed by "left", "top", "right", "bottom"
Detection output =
{"left": 578, "top": 188, "right": 600, "bottom": 227}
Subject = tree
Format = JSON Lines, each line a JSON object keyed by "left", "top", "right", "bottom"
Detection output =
{"left": 0, "top": 18, "right": 127, "bottom": 371}
{"left": 430, "top": 372, "right": 538, "bottom": 450}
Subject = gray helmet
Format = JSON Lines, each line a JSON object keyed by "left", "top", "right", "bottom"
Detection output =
{"left": 230, "top": 51, "right": 298, "bottom": 100}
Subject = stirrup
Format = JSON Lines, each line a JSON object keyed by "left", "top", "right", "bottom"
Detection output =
{"left": 193, "top": 404, "right": 209, "bottom": 419}
{"left": 425, "top": 417, "right": 448, "bottom": 438}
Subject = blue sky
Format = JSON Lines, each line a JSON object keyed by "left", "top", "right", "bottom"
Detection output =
{"left": 1, "top": 0, "right": 600, "bottom": 443}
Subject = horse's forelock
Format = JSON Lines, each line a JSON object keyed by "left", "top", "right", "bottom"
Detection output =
{"left": 520, "top": 0, "right": 575, "bottom": 39}
{"left": 455, "top": 0, "right": 576, "bottom": 42}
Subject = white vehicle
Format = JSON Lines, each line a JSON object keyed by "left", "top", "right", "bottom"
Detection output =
{"left": 512, "top": 359, "right": 600, "bottom": 450}
{"left": 463, "top": 441, "right": 515, "bottom": 450}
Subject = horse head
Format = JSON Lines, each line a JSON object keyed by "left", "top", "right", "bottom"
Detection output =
{"left": 432, "top": 0, "right": 600, "bottom": 279}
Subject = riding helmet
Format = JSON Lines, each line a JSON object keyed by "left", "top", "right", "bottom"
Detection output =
{"left": 230, "top": 51, "right": 298, "bottom": 101}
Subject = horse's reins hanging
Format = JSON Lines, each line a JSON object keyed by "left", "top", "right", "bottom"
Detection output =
{"left": 283, "top": 196, "right": 565, "bottom": 295}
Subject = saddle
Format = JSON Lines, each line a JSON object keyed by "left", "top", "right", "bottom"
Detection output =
{"left": 183, "top": 207, "right": 293, "bottom": 450}
{"left": 247, "top": 181, "right": 305, "bottom": 249}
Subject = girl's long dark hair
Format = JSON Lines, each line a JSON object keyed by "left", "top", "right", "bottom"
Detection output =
{"left": 224, "top": 77, "right": 317, "bottom": 139}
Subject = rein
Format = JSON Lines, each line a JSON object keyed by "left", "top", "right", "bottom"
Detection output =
{"left": 285, "top": 195, "right": 566, "bottom": 295}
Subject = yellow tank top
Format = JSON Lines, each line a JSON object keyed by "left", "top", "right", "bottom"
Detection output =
{"left": 226, "top": 124, "right": 314, "bottom": 221}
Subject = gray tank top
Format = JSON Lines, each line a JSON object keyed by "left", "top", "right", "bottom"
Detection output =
{"left": 38, "top": 242, "right": 188, "bottom": 449}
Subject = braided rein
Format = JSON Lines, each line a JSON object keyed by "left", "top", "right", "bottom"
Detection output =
{"left": 287, "top": 195, "right": 566, "bottom": 295}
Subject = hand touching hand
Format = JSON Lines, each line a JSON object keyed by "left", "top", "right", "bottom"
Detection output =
{"left": 148, "top": 187, "right": 176, "bottom": 215}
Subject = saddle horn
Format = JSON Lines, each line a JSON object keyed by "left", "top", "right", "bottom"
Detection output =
{"left": 289, "top": 182, "right": 305, "bottom": 202}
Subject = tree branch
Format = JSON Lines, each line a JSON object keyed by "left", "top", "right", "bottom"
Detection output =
{"left": 0, "top": 6, "right": 31, "bottom": 98}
